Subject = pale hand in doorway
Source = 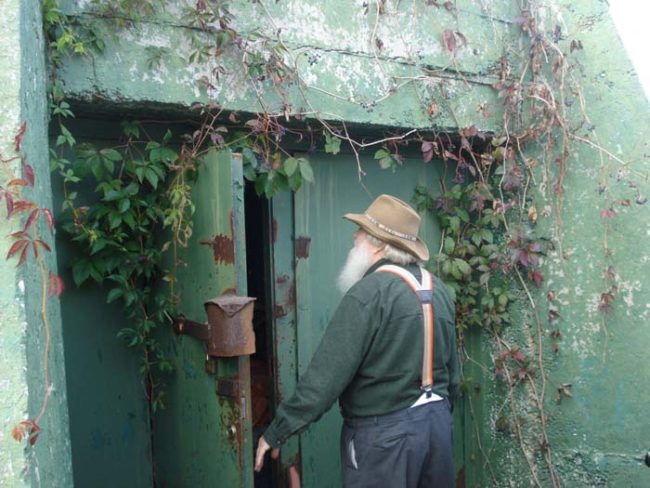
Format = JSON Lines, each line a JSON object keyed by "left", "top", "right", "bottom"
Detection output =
{"left": 254, "top": 435, "right": 279, "bottom": 472}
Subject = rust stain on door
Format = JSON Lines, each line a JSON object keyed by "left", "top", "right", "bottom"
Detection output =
{"left": 456, "top": 465, "right": 465, "bottom": 488}
{"left": 273, "top": 275, "right": 295, "bottom": 318}
{"left": 295, "top": 236, "right": 311, "bottom": 259}
{"left": 201, "top": 234, "right": 235, "bottom": 264}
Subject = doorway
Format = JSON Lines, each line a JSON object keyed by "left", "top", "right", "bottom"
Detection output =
{"left": 244, "top": 181, "right": 277, "bottom": 488}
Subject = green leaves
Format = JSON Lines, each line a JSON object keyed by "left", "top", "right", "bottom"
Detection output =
{"left": 420, "top": 176, "right": 532, "bottom": 333}
{"left": 146, "top": 140, "right": 178, "bottom": 165}
{"left": 56, "top": 124, "right": 76, "bottom": 148}
{"left": 283, "top": 157, "right": 312, "bottom": 181}
{"left": 324, "top": 132, "right": 341, "bottom": 155}
{"left": 106, "top": 287, "right": 123, "bottom": 304}
{"left": 444, "top": 236, "right": 455, "bottom": 254}
{"left": 52, "top": 100, "right": 74, "bottom": 118}
{"left": 470, "top": 228, "right": 494, "bottom": 247}
{"left": 299, "top": 158, "right": 314, "bottom": 182}
{"left": 374, "top": 148, "right": 401, "bottom": 171}
{"left": 57, "top": 128, "right": 189, "bottom": 407}
{"left": 250, "top": 156, "right": 314, "bottom": 197}
{"left": 121, "top": 120, "right": 141, "bottom": 138}
{"left": 441, "top": 256, "right": 472, "bottom": 280}
{"left": 100, "top": 148, "right": 122, "bottom": 162}
{"left": 284, "top": 157, "right": 299, "bottom": 176}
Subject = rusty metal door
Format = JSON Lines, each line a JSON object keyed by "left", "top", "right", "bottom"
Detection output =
{"left": 270, "top": 151, "right": 449, "bottom": 488}
{"left": 153, "top": 149, "right": 254, "bottom": 487}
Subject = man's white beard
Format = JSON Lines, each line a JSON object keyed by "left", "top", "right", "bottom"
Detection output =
{"left": 337, "top": 243, "right": 374, "bottom": 294}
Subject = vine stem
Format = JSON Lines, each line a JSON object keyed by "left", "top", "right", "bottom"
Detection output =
{"left": 570, "top": 134, "right": 638, "bottom": 171}
{"left": 497, "top": 345, "right": 543, "bottom": 488}
{"left": 340, "top": 121, "right": 366, "bottom": 185}
{"left": 512, "top": 264, "right": 561, "bottom": 488}
{"left": 34, "top": 254, "right": 52, "bottom": 425}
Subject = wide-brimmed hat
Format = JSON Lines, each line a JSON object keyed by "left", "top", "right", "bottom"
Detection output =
{"left": 344, "top": 194, "right": 429, "bottom": 261}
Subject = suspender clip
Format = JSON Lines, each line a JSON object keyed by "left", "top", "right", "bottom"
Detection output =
{"left": 416, "top": 289, "right": 433, "bottom": 304}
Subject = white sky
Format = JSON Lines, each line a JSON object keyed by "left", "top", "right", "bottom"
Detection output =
{"left": 608, "top": 0, "right": 650, "bottom": 100}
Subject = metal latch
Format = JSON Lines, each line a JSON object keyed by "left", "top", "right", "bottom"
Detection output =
{"left": 173, "top": 293, "right": 257, "bottom": 357}
{"left": 173, "top": 315, "right": 209, "bottom": 341}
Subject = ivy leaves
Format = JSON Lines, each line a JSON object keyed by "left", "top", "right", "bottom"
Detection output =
{"left": 284, "top": 157, "right": 313, "bottom": 183}
{"left": 251, "top": 156, "right": 313, "bottom": 197}
{"left": 54, "top": 123, "right": 184, "bottom": 409}
{"left": 374, "top": 148, "right": 402, "bottom": 171}
{"left": 415, "top": 181, "right": 522, "bottom": 332}
{"left": 236, "top": 135, "right": 314, "bottom": 198}
{"left": 324, "top": 132, "right": 341, "bottom": 155}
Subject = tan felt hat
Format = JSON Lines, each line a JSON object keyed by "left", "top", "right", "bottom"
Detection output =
{"left": 344, "top": 194, "right": 429, "bottom": 262}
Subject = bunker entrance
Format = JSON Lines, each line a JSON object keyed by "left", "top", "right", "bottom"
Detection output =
{"left": 244, "top": 181, "right": 278, "bottom": 488}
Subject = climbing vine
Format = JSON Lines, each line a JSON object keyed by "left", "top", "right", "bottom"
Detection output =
{"left": 40, "top": 0, "right": 322, "bottom": 419}
{"left": 2, "top": 123, "right": 62, "bottom": 446}
{"left": 8, "top": 1, "right": 641, "bottom": 485}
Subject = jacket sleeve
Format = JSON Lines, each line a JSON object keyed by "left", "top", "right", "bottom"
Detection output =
{"left": 263, "top": 293, "right": 376, "bottom": 448}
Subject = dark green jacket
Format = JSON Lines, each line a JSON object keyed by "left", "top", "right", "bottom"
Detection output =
{"left": 264, "top": 259, "right": 459, "bottom": 448}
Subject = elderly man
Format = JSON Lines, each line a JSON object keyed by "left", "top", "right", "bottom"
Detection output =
{"left": 255, "top": 194, "right": 459, "bottom": 487}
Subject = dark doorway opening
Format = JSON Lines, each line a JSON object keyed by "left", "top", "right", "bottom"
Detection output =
{"left": 244, "top": 182, "right": 277, "bottom": 488}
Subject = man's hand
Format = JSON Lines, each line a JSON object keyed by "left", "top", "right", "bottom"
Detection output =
{"left": 255, "top": 435, "right": 279, "bottom": 472}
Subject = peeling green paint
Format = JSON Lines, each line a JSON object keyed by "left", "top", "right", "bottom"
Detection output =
{"left": 0, "top": 0, "right": 73, "bottom": 486}
{"left": 460, "top": 1, "right": 650, "bottom": 486}
{"left": 57, "top": 0, "right": 521, "bottom": 131}
{"left": 0, "top": 0, "right": 30, "bottom": 482}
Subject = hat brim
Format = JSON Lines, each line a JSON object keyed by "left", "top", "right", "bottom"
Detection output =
{"left": 344, "top": 213, "right": 430, "bottom": 262}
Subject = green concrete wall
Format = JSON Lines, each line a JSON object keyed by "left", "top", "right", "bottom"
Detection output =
{"left": 49, "top": 0, "right": 649, "bottom": 486}
{"left": 0, "top": 0, "right": 73, "bottom": 486}
{"left": 479, "top": 1, "right": 650, "bottom": 485}
{"left": 58, "top": 0, "right": 518, "bottom": 131}
{"left": 0, "top": 0, "right": 29, "bottom": 482}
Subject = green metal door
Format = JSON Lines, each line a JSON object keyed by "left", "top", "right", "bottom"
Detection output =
{"left": 153, "top": 149, "right": 254, "bottom": 487}
{"left": 270, "top": 151, "right": 459, "bottom": 487}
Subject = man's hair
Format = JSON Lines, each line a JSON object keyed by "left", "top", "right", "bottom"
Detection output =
{"left": 364, "top": 233, "right": 420, "bottom": 265}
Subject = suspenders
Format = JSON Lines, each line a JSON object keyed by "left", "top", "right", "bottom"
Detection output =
{"left": 376, "top": 265, "right": 435, "bottom": 396}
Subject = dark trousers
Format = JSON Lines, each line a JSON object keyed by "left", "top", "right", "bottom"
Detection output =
{"left": 340, "top": 400, "right": 454, "bottom": 488}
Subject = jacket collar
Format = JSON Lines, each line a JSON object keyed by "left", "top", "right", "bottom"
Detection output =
{"left": 364, "top": 258, "right": 421, "bottom": 279}
{"left": 364, "top": 258, "right": 394, "bottom": 277}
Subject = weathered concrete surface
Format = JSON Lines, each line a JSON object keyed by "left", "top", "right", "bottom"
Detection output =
{"left": 536, "top": 1, "right": 650, "bottom": 485}
{"left": 0, "top": 0, "right": 73, "bottom": 486}
{"left": 0, "top": 0, "right": 30, "bottom": 482}
{"left": 461, "top": 1, "right": 650, "bottom": 486}
{"left": 58, "top": 0, "right": 522, "bottom": 131}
